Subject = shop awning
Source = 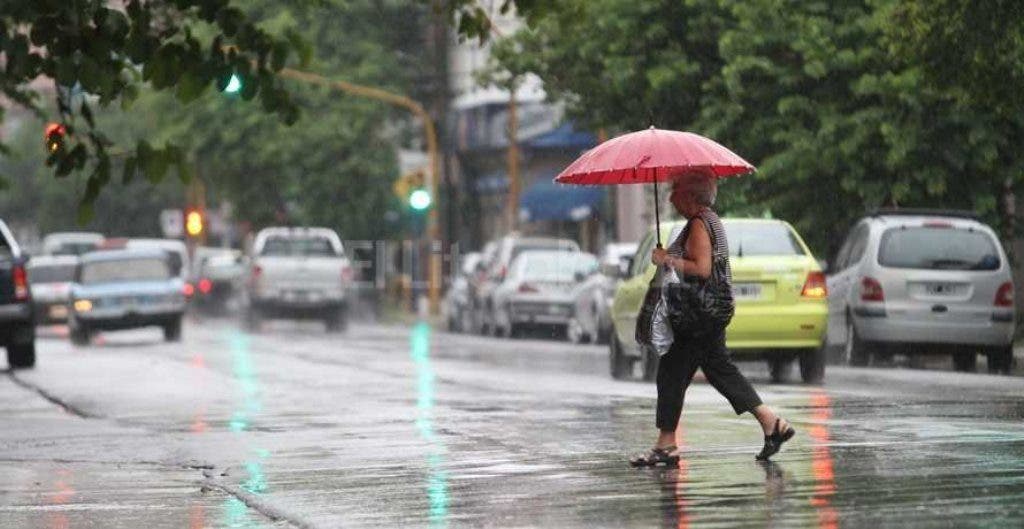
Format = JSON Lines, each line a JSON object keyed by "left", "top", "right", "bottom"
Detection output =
{"left": 518, "top": 177, "right": 605, "bottom": 223}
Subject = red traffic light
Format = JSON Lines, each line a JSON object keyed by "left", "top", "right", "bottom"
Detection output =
{"left": 44, "top": 122, "right": 67, "bottom": 153}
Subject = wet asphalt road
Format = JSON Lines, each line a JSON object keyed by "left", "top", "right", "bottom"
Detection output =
{"left": 2, "top": 317, "right": 1024, "bottom": 528}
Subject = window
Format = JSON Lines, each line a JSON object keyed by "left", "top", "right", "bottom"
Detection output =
{"left": 260, "top": 236, "right": 338, "bottom": 257}
{"left": 846, "top": 226, "right": 871, "bottom": 268}
{"left": 834, "top": 224, "right": 867, "bottom": 271}
{"left": 80, "top": 258, "right": 170, "bottom": 284}
{"left": 632, "top": 232, "right": 657, "bottom": 277}
{"left": 28, "top": 264, "right": 76, "bottom": 284}
{"left": 879, "top": 227, "right": 1000, "bottom": 270}
{"left": 726, "top": 223, "right": 806, "bottom": 257}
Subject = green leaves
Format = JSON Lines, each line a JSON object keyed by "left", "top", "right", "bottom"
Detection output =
{"left": 3, "top": 0, "right": 311, "bottom": 209}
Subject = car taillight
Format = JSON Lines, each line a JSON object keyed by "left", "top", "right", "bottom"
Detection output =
{"left": 12, "top": 265, "right": 29, "bottom": 301}
{"left": 198, "top": 278, "right": 212, "bottom": 295}
{"left": 801, "top": 271, "right": 828, "bottom": 299}
{"left": 518, "top": 282, "right": 538, "bottom": 293}
{"left": 341, "top": 266, "right": 354, "bottom": 283}
{"left": 860, "top": 277, "right": 884, "bottom": 302}
{"left": 995, "top": 282, "right": 1014, "bottom": 307}
{"left": 497, "top": 266, "right": 507, "bottom": 281}
{"left": 182, "top": 283, "right": 195, "bottom": 297}
{"left": 252, "top": 265, "right": 262, "bottom": 278}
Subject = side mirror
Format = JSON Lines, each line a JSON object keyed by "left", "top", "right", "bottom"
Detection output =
{"left": 620, "top": 257, "right": 634, "bottom": 278}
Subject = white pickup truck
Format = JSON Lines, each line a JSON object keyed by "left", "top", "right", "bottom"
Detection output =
{"left": 245, "top": 227, "right": 353, "bottom": 331}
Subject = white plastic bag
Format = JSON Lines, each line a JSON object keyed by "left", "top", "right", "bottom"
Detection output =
{"left": 651, "top": 267, "right": 680, "bottom": 356}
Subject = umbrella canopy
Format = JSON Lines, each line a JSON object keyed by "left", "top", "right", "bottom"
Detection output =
{"left": 555, "top": 127, "right": 754, "bottom": 185}
{"left": 554, "top": 127, "right": 755, "bottom": 248}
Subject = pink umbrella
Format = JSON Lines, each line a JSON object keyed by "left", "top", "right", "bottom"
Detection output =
{"left": 555, "top": 127, "right": 755, "bottom": 247}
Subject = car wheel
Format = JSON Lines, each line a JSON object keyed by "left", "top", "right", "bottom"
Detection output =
{"left": 244, "top": 307, "right": 262, "bottom": 332}
{"left": 799, "top": 347, "right": 826, "bottom": 384}
{"left": 7, "top": 342, "right": 36, "bottom": 369}
{"left": 163, "top": 317, "right": 183, "bottom": 342}
{"left": 988, "top": 345, "right": 1013, "bottom": 374}
{"left": 846, "top": 318, "right": 870, "bottom": 366}
{"left": 69, "top": 325, "right": 91, "bottom": 346}
{"left": 567, "top": 318, "right": 590, "bottom": 345}
{"left": 953, "top": 351, "right": 977, "bottom": 372}
{"left": 325, "top": 308, "right": 347, "bottom": 333}
{"left": 768, "top": 356, "right": 790, "bottom": 383}
{"left": 609, "top": 335, "right": 632, "bottom": 380}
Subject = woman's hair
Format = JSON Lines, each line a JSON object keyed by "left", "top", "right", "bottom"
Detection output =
{"left": 675, "top": 173, "right": 717, "bottom": 206}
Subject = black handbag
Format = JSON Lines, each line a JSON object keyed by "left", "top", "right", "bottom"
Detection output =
{"left": 634, "top": 274, "right": 663, "bottom": 347}
{"left": 664, "top": 214, "right": 734, "bottom": 335}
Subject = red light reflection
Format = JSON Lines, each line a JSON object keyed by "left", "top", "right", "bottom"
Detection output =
{"left": 47, "top": 469, "right": 75, "bottom": 529}
{"left": 672, "top": 428, "right": 691, "bottom": 529}
{"left": 809, "top": 390, "right": 838, "bottom": 529}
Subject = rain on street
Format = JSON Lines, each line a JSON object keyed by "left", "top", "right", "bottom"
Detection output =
{"left": 3, "top": 318, "right": 1023, "bottom": 528}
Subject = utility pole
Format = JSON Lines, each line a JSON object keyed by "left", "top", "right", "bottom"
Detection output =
{"left": 505, "top": 79, "right": 520, "bottom": 233}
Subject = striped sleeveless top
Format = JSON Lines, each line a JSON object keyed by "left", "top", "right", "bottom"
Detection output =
{"left": 668, "top": 208, "right": 733, "bottom": 287}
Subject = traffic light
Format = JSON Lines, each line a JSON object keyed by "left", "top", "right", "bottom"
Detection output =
{"left": 44, "top": 122, "right": 67, "bottom": 153}
{"left": 409, "top": 188, "right": 432, "bottom": 211}
{"left": 185, "top": 209, "right": 204, "bottom": 237}
{"left": 223, "top": 74, "right": 242, "bottom": 94}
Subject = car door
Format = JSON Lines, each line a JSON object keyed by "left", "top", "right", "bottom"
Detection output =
{"left": 826, "top": 223, "right": 869, "bottom": 345}
{"left": 611, "top": 230, "right": 658, "bottom": 351}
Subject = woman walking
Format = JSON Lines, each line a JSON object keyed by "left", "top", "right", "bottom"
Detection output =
{"left": 631, "top": 174, "right": 795, "bottom": 467}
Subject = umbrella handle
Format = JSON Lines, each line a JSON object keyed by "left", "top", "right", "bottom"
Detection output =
{"left": 653, "top": 181, "right": 662, "bottom": 249}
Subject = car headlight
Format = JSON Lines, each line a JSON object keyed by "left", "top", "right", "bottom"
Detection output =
{"left": 73, "top": 299, "right": 93, "bottom": 312}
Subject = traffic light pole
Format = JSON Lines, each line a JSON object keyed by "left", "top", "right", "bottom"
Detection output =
{"left": 274, "top": 68, "right": 443, "bottom": 314}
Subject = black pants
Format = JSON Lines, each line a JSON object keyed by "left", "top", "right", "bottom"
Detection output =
{"left": 656, "top": 330, "right": 763, "bottom": 431}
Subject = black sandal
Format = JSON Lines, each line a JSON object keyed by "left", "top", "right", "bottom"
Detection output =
{"left": 629, "top": 446, "right": 680, "bottom": 468}
{"left": 756, "top": 419, "right": 795, "bottom": 461}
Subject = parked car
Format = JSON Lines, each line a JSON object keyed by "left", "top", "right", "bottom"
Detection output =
{"left": 42, "top": 232, "right": 104, "bottom": 256}
{"left": 491, "top": 250, "right": 599, "bottom": 338}
{"left": 0, "top": 219, "right": 35, "bottom": 368}
{"left": 68, "top": 249, "right": 187, "bottom": 345}
{"left": 609, "top": 218, "right": 829, "bottom": 382}
{"left": 471, "top": 235, "right": 581, "bottom": 335}
{"left": 27, "top": 254, "right": 79, "bottom": 324}
{"left": 191, "top": 248, "right": 245, "bottom": 314}
{"left": 244, "top": 227, "right": 353, "bottom": 331}
{"left": 443, "top": 251, "right": 482, "bottom": 332}
{"left": 826, "top": 209, "right": 1015, "bottom": 373}
{"left": 567, "top": 242, "right": 640, "bottom": 345}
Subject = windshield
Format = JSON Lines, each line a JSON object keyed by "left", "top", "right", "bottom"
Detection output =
{"left": 726, "top": 223, "right": 806, "bottom": 257}
{"left": 28, "top": 264, "right": 76, "bottom": 284}
{"left": 879, "top": 227, "right": 1000, "bottom": 270}
{"left": 519, "top": 253, "right": 597, "bottom": 281}
{"left": 52, "top": 242, "right": 99, "bottom": 256}
{"left": 260, "top": 236, "right": 338, "bottom": 257}
{"left": 80, "top": 258, "right": 171, "bottom": 285}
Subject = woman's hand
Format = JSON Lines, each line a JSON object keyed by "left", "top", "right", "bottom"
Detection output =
{"left": 651, "top": 247, "right": 669, "bottom": 266}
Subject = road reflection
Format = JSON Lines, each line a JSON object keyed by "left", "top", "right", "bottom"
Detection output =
{"left": 222, "top": 330, "right": 270, "bottom": 528}
{"left": 410, "top": 322, "right": 449, "bottom": 528}
{"left": 809, "top": 389, "right": 838, "bottom": 529}
{"left": 47, "top": 468, "right": 74, "bottom": 529}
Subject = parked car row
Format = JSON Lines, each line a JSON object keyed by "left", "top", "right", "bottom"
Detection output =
{"left": 444, "top": 234, "right": 632, "bottom": 343}
{"left": 447, "top": 209, "right": 1016, "bottom": 385}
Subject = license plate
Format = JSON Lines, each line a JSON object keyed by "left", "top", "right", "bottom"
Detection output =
{"left": 926, "top": 283, "right": 958, "bottom": 295}
{"left": 732, "top": 283, "right": 763, "bottom": 300}
{"left": 49, "top": 305, "right": 68, "bottom": 319}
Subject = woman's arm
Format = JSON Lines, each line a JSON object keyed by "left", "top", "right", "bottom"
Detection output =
{"left": 670, "top": 220, "right": 712, "bottom": 279}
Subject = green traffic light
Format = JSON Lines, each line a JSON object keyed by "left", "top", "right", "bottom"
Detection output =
{"left": 224, "top": 74, "right": 242, "bottom": 94}
{"left": 409, "top": 189, "right": 432, "bottom": 211}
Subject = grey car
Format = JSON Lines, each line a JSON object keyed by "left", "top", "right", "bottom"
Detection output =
{"left": 826, "top": 209, "right": 1015, "bottom": 373}
{"left": 491, "top": 250, "right": 598, "bottom": 338}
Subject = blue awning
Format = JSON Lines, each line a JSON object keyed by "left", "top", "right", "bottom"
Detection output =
{"left": 519, "top": 178, "right": 605, "bottom": 223}
{"left": 526, "top": 122, "right": 597, "bottom": 150}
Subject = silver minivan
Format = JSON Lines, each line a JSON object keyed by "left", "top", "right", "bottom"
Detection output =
{"left": 826, "top": 210, "right": 1015, "bottom": 373}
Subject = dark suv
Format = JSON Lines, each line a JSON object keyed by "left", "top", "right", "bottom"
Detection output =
{"left": 0, "top": 219, "right": 35, "bottom": 368}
